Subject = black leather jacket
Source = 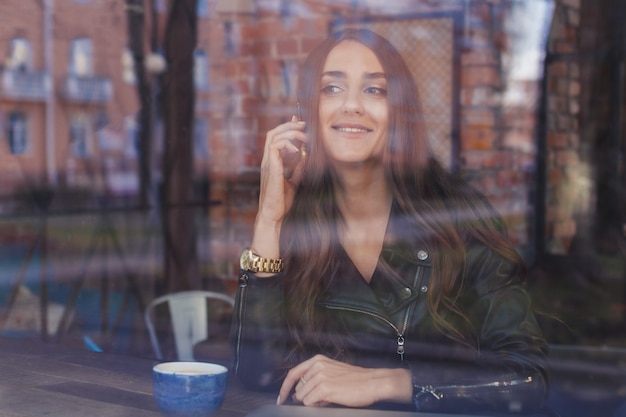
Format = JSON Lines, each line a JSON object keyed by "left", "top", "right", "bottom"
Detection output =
{"left": 231, "top": 233, "right": 549, "bottom": 414}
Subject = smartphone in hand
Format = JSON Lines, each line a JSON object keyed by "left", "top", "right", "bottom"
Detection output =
{"left": 282, "top": 103, "right": 306, "bottom": 179}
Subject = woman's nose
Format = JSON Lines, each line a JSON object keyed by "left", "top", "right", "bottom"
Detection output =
{"left": 341, "top": 91, "right": 364, "bottom": 115}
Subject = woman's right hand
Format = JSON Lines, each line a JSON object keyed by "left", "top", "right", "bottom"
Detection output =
{"left": 251, "top": 116, "right": 307, "bottom": 260}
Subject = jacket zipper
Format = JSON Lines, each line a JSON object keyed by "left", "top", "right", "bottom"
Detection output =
{"left": 233, "top": 273, "right": 248, "bottom": 377}
{"left": 324, "top": 264, "right": 424, "bottom": 361}
{"left": 416, "top": 376, "right": 534, "bottom": 401}
{"left": 325, "top": 303, "right": 406, "bottom": 356}
{"left": 397, "top": 264, "right": 424, "bottom": 359}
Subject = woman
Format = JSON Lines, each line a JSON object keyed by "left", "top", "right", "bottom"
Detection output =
{"left": 231, "top": 28, "right": 548, "bottom": 414}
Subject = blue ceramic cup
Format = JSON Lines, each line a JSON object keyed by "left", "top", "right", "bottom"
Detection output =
{"left": 152, "top": 362, "right": 228, "bottom": 417}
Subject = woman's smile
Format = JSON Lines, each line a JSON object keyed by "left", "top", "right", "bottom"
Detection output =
{"left": 332, "top": 123, "right": 373, "bottom": 135}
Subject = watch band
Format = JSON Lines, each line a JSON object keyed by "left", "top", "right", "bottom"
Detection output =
{"left": 240, "top": 248, "right": 284, "bottom": 273}
{"left": 252, "top": 256, "right": 284, "bottom": 273}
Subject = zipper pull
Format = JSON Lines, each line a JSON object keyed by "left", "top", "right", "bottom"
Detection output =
{"left": 420, "top": 385, "right": 444, "bottom": 400}
{"left": 396, "top": 334, "right": 405, "bottom": 360}
{"left": 413, "top": 384, "right": 444, "bottom": 411}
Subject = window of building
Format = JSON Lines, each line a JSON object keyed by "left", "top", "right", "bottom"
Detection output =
{"left": 122, "top": 48, "right": 136, "bottom": 84}
{"left": 69, "top": 38, "right": 93, "bottom": 77}
{"left": 194, "top": 49, "right": 209, "bottom": 90}
{"left": 193, "top": 118, "right": 208, "bottom": 158}
{"left": 197, "top": 0, "right": 208, "bottom": 17}
{"left": 124, "top": 116, "right": 139, "bottom": 158}
{"left": 7, "top": 38, "right": 31, "bottom": 71}
{"left": 69, "top": 115, "right": 92, "bottom": 157}
{"left": 7, "top": 111, "right": 29, "bottom": 155}
{"left": 223, "top": 21, "right": 237, "bottom": 57}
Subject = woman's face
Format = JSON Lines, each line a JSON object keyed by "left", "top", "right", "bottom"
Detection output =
{"left": 317, "top": 40, "right": 389, "bottom": 168}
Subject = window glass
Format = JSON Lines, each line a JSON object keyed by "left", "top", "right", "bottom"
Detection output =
{"left": 122, "top": 48, "right": 136, "bottom": 84}
{"left": 7, "top": 38, "right": 31, "bottom": 70}
{"left": 124, "top": 115, "right": 139, "bottom": 158}
{"left": 7, "top": 111, "right": 28, "bottom": 155}
{"left": 193, "top": 118, "right": 208, "bottom": 158}
{"left": 69, "top": 115, "right": 92, "bottom": 157}
{"left": 69, "top": 38, "right": 93, "bottom": 77}
{"left": 197, "top": 0, "right": 208, "bottom": 17}
{"left": 0, "top": 2, "right": 624, "bottom": 417}
{"left": 194, "top": 49, "right": 209, "bottom": 90}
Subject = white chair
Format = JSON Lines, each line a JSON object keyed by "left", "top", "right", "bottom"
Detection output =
{"left": 144, "top": 290, "right": 235, "bottom": 361}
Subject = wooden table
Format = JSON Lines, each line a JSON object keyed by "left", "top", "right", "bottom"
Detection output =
{"left": 0, "top": 336, "right": 274, "bottom": 417}
{"left": 0, "top": 336, "right": 554, "bottom": 417}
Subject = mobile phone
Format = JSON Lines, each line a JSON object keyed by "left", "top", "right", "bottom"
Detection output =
{"left": 283, "top": 103, "right": 306, "bottom": 179}
{"left": 296, "top": 101, "right": 303, "bottom": 122}
{"left": 295, "top": 102, "right": 307, "bottom": 154}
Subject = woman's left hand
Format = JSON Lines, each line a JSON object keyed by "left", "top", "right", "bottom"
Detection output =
{"left": 276, "top": 354, "right": 412, "bottom": 408}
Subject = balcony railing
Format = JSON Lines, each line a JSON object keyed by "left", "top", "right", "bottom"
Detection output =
{"left": 0, "top": 69, "right": 51, "bottom": 101}
{"left": 61, "top": 75, "right": 113, "bottom": 103}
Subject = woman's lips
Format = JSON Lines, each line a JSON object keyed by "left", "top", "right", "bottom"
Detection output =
{"left": 332, "top": 124, "right": 372, "bottom": 133}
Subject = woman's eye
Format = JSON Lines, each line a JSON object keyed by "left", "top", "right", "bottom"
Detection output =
{"left": 364, "top": 86, "right": 387, "bottom": 96}
{"left": 321, "top": 84, "right": 343, "bottom": 94}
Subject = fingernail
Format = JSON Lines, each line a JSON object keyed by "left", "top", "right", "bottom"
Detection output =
{"left": 291, "top": 115, "right": 297, "bottom": 122}
{"left": 276, "top": 395, "right": 281, "bottom": 405}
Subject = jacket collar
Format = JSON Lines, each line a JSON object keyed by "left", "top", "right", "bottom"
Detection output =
{"left": 319, "top": 202, "right": 432, "bottom": 314}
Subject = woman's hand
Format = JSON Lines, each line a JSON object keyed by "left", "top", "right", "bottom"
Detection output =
{"left": 277, "top": 354, "right": 413, "bottom": 408}
{"left": 250, "top": 116, "right": 307, "bottom": 262}
{"left": 258, "top": 116, "right": 307, "bottom": 224}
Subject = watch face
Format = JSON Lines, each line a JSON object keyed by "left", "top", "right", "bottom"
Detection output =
{"left": 240, "top": 249, "right": 251, "bottom": 270}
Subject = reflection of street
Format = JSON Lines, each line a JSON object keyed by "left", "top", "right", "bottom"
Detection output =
{"left": 0, "top": 207, "right": 222, "bottom": 356}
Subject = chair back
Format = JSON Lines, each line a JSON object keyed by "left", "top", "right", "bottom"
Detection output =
{"left": 144, "top": 290, "right": 235, "bottom": 361}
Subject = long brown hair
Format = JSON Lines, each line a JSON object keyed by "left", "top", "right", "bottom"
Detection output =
{"left": 280, "top": 28, "right": 524, "bottom": 354}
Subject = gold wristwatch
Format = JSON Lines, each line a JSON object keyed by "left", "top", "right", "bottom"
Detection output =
{"left": 239, "top": 248, "right": 284, "bottom": 273}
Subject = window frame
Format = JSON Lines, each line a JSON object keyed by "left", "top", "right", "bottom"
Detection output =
{"left": 7, "top": 111, "right": 30, "bottom": 155}
{"left": 194, "top": 49, "right": 209, "bottom": 91}
{"left": 69, "top": 37, "right": 94, "bottom": 77}
{"left": 193, "top": 118, "right": 209, "bottom": 159}
{"left": 7, "top": 38, "right": 32, "bottom": 71}
{"left": 69, "top": 114, "right": 93, "bottom": 158}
